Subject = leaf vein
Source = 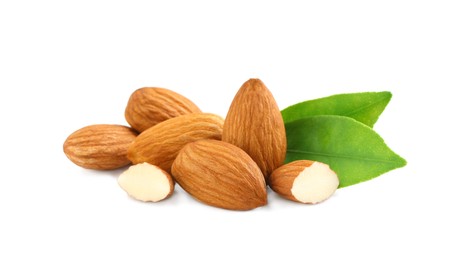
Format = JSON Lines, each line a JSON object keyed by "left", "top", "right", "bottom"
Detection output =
{"left": 287, "top": 149, "right": 402, "bottom": 165}
{"left": 342, "top": 95, "right": 389, "bottom": 117}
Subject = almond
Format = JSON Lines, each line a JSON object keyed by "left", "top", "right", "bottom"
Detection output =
{"left": 118, "top": 163, "right": 174, "bottom": 202}
{"left": 63, "top": 124, "right": 138, "bottom": 170}
{"left": 171, "top": 139, "right": 267, "bottom": 210}
{"left": 127, "top": 113, "right": 224, "bottom": 173}
{"left": 222, "top": 78, "right": 286, "bottom": 182}
{"left": 270, "top": 160, "right": 339, "bottom": 204}
{"left": 125, "top": 87, "right": 201, "bottom": 132}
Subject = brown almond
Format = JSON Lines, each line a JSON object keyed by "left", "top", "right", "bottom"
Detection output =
{"left": 171, "top": 139, "right": 267, "bottom": 210}
{"left": 222, "top": 78, "right": 286, "bottom": 182}
{"left": 127, "top": 113, "right": 224, "bottom": 173}
{"left": 125, "top": 87, "right": 201, "bottom": 132}
{"left": 270, "top": 160, "right": 339, "bottom": 204}
{"left": 63, "top": 124, "right": 138, "bottom": 170}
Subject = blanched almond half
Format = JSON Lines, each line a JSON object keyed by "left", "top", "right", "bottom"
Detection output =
{"left": 118, "top": 163, "right": 174, "bottom": 202}
{"left": 270, "top": 160, "right": 339, "bottom": 204}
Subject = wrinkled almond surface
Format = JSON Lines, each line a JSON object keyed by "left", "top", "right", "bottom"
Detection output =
{"left": 127, "top": 113, "right": 224, "bottom": 173}
{"left": 172, "top": 139, "right": 267, "bottom": 211}
{"left": 125, "top": 87, "right": 201, "bottom": 132}
{"left": 223, "top": 78, "right": 287, "bottom": 182}
{"left": 64, "top": 124, "right": 137, "bottom": 170}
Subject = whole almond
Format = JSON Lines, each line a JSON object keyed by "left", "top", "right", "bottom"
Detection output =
{"left": 125, "top": 87, "right": 201, "bottom": 132}
{"left": 63, "top": 124, "right": 138, "bottom": 170}
{"left": 127, "top": 113, "right": 224, "bottom": 173}
{"left": 172, "top": 139, "right": 267, "bottom": 210}
{"left": 222, "top": 78, "right": 287, "bottom": 182}
{"left": 270, "top": 160, "right": 339, "bottom": 204}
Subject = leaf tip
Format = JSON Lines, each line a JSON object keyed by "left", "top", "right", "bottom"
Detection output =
{"left": 383, "top": 91, "right": 393, "bottom": 102}
{"left": 399, "top": 156, "right": 407, "bottom": 167}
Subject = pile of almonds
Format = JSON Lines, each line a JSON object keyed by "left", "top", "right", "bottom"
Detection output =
{"left": 63, "top": 79, "right": 339, "bottom": 210}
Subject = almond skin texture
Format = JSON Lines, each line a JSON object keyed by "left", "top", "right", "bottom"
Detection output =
{"left": 125, "top": 87, "right": 201, "bottom": 132}
{"left": 172, "top": 139, "right": 267, "bottom": 211}
{"left": 127, "top": 113, "right": 224, "bottom": 173}
{"left": 222, "top": 78, "right": 287, "bottom": 182}
{"left": 63, "top": 124, "right": 138, "bottom": 170}
{"left": 270, "top": 160, "right": 339, "bottom": 204}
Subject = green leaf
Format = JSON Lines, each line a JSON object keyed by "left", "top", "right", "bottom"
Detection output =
{"left": 281, "top": 91, "right": 392, "bottom": 127}
{"left": 285, "top": 115, "right": 406, "bottom": 188}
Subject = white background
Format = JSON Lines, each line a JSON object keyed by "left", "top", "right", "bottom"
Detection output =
{"left": 1, "top": 1, "right": 451, "bottom": 259}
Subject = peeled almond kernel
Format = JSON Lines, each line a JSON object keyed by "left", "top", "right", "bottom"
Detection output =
{"left": 270, "top": 160, "right": 339, "bottom": 204}
{"left": 118, "top": 163, "right": 174, "bottom": 202}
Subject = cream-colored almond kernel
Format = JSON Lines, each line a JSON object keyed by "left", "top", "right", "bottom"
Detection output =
{"left": 118, "top": 163, "right": 174, "bottom": 202}
{"left": 270, "top": 160, "right": 339, "bottom": 204}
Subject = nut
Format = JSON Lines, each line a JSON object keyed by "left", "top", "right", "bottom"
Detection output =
{"left": 63, "top": 124, "right": 138, "bottom": 170}
{"left": 127, "top": 113, "right": 224, "bottom": 173}
{"left": 171, "top": 139, "right": 267, "bottom": 210}
{"left": 118, "top": 163, "right": 174, "bottom": 202}
{"left": 222, "top": 78, "right": 286, "bottom": 182}
{"left": 270, "top": 160, "right": 339, "bottom": 204}
{"left": 125, "top": 87, "right": 201, "bottom": 132}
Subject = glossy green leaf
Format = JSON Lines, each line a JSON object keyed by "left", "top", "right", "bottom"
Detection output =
{"left": 285, "top": 115, "right": 406, "bottom": 188}
{"left": 281, "top": 92, "right": 392, "bottom": 127}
